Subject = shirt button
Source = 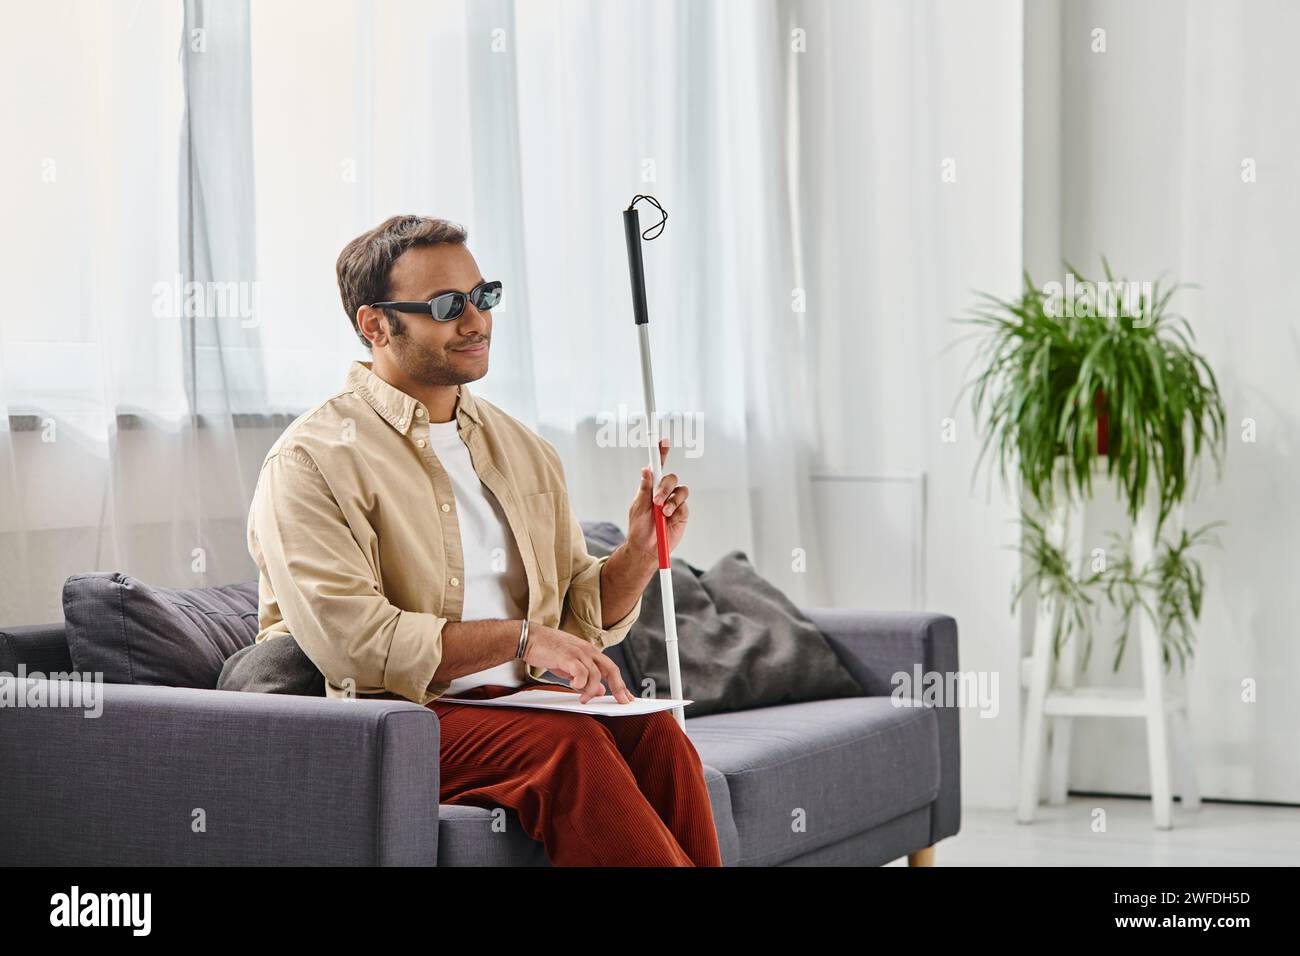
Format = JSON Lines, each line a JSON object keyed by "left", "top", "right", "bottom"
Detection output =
{"left": 416, "top": 439, "right": 426, "bottom": 448}
{"left": 449, "top": 577, "right": 460, "bottom": 587}
{"left": 440, "top": 502, "right": 451, "bottom": 512}
{"left": 397, "top": 417, "right": 407, "bottom": 427}
{"left": 415, "top": 408, "right": 425, "bottom": 418}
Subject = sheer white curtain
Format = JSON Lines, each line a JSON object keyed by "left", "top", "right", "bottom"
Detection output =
{"left": 0, "top": 0, "right": 279, "bottom": 627}
{"left": 0, "top": 0, "right": 825, "bottom": 625}
{"left": 509, "top": 0, "right": 822, "bottom": 603}
{"left": 247, "top": 0, "right": 824, "bottom": 602}
{"left": 0, "top": 1, "right": 195, "bottom": 626}
{"left": 784, "top": 0, "right": 1026, "bottom": 808}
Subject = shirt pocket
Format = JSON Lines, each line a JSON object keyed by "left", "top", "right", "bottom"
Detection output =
{"left": 520, "top": 491, "right": 561, "bottom": 584}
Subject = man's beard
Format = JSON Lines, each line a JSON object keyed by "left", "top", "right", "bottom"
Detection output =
{"left": 389, "top": 327, "right": 484, "bottom": 387}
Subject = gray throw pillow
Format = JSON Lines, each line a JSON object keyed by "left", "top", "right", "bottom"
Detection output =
{"left": 62, "top": 572, "right": 259, "bottom": 688}
{"left": 218, "top": 635, "right": 326, "bottom": 696}
{"left": 581, "top": 523, "right": 862, "bottom": 716}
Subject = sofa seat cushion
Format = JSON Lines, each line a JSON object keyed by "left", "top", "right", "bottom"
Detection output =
{"left": 434, "top": 764, "right": 740, "bottom": 866}
{"left": 436, "top": 805, "right": 551, "bottom": 866}
{"left": 63, "top": 572, "right": 259, "bottom": 689}
{"left": 687, "top": 697, "right": 940, "bottom": 866}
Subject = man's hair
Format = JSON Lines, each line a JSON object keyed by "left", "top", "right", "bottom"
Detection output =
{"left": 336, "top": 215, "right": 468, "bottom": 348}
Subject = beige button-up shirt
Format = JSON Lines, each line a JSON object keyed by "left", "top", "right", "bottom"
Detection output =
{"left": 247, "top": 360, "right": 641, "bottom": 705}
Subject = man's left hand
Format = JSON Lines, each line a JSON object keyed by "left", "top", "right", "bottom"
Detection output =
{"left": 626, "top": 438, "right": 688, "bottom": 566}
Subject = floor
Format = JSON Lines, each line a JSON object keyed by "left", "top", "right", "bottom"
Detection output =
{"left": 884, "top": 796, "right": 1300, "bottom": 865}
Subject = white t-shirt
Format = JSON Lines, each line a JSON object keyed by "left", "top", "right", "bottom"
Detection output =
{"left": 425, "top": 418, "right": 531, "bottom": 694}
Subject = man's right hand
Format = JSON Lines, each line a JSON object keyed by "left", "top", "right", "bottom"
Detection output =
{"left": 522, "top": 624, "right": 635, "bottom": 704}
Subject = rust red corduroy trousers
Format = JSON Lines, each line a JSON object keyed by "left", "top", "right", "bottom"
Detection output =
{"left": 427, "top": 683, "right": 723, "bottom": 866}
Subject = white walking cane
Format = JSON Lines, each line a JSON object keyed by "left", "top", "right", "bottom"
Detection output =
{"left": 622, "top": 195, "right": 686, "bottom": 729}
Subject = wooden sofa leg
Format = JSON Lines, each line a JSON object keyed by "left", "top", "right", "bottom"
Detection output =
{"left": 907, "top": 846, "right": 935, "bottom": 867}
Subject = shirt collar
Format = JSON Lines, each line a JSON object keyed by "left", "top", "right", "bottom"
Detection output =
{"left": 345, "top": 360, "right": 482, "bottom": 434}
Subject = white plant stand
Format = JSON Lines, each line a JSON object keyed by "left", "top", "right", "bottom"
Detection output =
{"left": 1016, "top": 478, "right": 1201, "bottom": 830}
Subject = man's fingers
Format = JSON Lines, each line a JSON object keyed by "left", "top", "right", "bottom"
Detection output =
{"left": 563, "top": 654, "right": 603, "bottom": 702}
{"left": 653, "top": 473, "right": 678, "bottom": 504}
{"left": 593, "top": 652, "right": 632, "bottom": 703}
{"left": 563, "top": 658, "right": 590, "bottom": 693}
{"left": 638, "top": 467, "right": 657, "bottom": 509}
{"left": 579, "top": 668, "right": 605, "bottom": 703}
{"left": 662, "top": 485, "right": 688, "bottom": 516}
{"left": 580, "top": 650, "right": 614, "bottom": 702}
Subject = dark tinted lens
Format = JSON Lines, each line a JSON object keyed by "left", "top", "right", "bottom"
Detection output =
{"left": 473, "top": 282, "right": 502, "bottom": 310}
{"left": 433, "top": 292, "right": 466, "bottom": 321}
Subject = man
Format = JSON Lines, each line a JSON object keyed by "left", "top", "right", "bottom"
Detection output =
{"left": 247, "top": 215, "right": 722, "bottom": 867}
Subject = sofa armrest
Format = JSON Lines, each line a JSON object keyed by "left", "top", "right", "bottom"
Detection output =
{"left": 0, "top": 622, "right": 73, "bottom": 673}
{"left": 802, "top": 609, "right": 961, "bottom": 846}
{"left": 0, "top": 679, "right": 440, "bottom": 865}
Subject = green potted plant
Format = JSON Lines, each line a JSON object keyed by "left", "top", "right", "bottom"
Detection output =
{"left": 964, "top": 261, "right": 1226, "bottom": 526}
{"left": 964, "top": 261, "right": 1227, "bottom": 671}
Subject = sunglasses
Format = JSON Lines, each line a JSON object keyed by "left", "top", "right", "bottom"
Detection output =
{"left": 372, "top": 279, "right": 503, "bottom": 322}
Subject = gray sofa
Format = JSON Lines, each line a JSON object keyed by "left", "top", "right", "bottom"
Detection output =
{"left": 0, "top": 558, "right": 960, "bottom": 867}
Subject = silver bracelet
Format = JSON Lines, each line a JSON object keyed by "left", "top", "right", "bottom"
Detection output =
{"left": 514, "top": 619, "right": 530, "bottom": 660}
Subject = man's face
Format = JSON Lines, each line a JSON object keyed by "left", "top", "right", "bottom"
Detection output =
{"left": 377, "top": 242, "right": 492, "bottom": 386}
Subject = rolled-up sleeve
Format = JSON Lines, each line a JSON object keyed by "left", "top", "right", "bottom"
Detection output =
{"left": 250, "top": 450, "right": 446, "bottom": 704}
{"left": 557, "top": 508, "right": 642, "bottom": 650}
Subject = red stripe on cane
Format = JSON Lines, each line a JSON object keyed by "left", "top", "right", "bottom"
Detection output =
{"left": 654, "top": 504, "right": 671, "bottom": 569}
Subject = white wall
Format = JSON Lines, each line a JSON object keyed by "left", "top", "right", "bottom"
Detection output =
{"left": 1038, "top": 0, "right": 1300, "bottom": 803}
